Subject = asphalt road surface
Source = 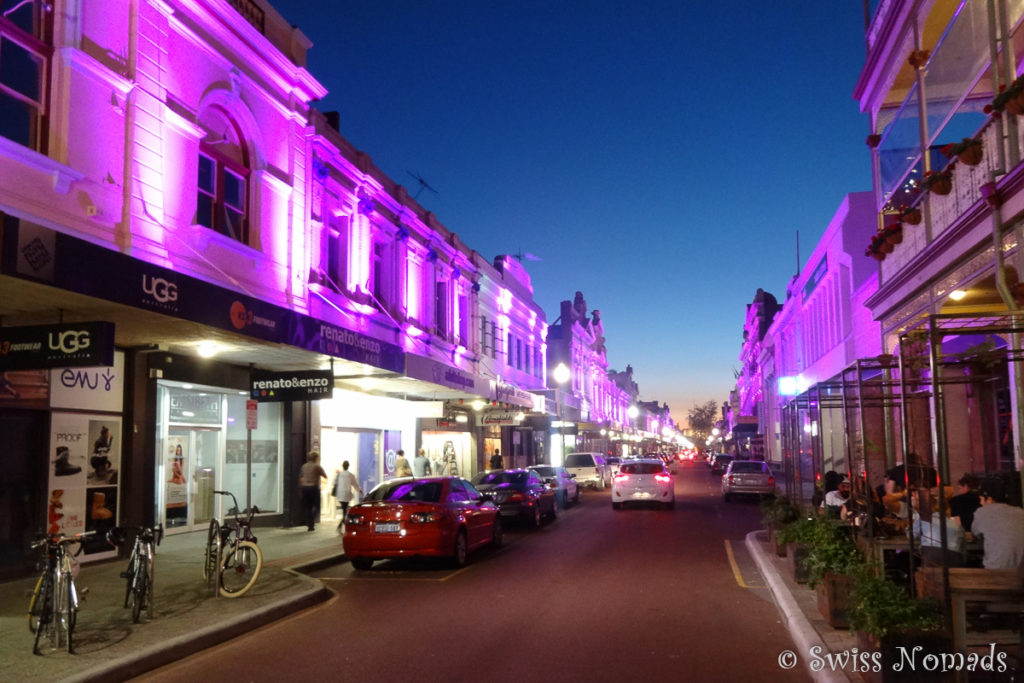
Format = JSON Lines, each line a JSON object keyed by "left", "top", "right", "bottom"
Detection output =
{"left": 138, "top": 462, "right": 810, "bottom": 682}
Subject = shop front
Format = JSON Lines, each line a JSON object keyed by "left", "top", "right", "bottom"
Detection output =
{"left": 155, "top": 381, "right": 284, "bottom": 534}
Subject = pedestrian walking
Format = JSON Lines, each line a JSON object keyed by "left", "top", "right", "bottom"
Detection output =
{"left": 334, "top": 460, "right": 362, "bottom": 531}
{"left": 489, "top": 449, "right": 503, "bottom": 470}
{"left": 394, "top": 449, "right": 413, "bottom": 477}
{"left": 413, "top": 449, "right": 432, "bottom": 477}
{"left": 299, "top": 451, "right": 327, "bottom": 531}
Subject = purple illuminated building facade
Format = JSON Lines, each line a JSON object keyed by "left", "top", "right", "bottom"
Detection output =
{"left": 0, "top": 0, "right": 599, "bottom": 576}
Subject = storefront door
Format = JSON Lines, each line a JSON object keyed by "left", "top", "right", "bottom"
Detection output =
{"left": 162, "top": 427, "right": 221, "bottom": 533}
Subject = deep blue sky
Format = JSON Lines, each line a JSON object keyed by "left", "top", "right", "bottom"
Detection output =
{"left": 274, "top": 0, "right": 872, "bottom": 422}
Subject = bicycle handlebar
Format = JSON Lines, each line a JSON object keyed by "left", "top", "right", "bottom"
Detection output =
{"left": 32, "top": 530, "right": 96, "bottom": 550}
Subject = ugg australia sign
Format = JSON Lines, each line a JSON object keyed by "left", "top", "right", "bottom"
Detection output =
{"left": 0, "top": 322, "right": 115, "bottom": 370}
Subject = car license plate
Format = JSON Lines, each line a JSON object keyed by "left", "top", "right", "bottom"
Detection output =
{"left": 375, "top": 523, "right": 400, "bottom": 533}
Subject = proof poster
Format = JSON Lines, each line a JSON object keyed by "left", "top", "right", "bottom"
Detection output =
{"left": 48, "top": 412, "right": 121, "bottom": 559}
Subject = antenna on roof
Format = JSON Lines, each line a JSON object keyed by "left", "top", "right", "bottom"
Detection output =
{"left": 407, "top": 171, "right": 438, "bottom": 200}
{"left": 512, "top": 249, "right": 542, "bottom": 262}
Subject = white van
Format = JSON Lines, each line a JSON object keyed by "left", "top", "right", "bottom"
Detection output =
{"left": 563, "top": 452, "right": 611, "bottom": 489}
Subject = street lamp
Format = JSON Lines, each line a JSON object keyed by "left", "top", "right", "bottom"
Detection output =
{"left": 553, "top": 363, "right": 570, "bottom": 466}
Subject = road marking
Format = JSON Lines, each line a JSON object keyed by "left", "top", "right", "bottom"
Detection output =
{"left": 724, "top": 539, "right": 763, "bottom": 588}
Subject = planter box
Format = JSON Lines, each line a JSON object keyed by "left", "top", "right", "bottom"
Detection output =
{"left": 767, "top": 523, "right": 787, "bottom": 557}
{"left": 816, "top": 572, "right": 853, "bottom": 628}
{"left": 787, "top": 542, "right": 810, "bottom": 584}
{"left": 855, "top": 630, "right": 954, "bottom": 682}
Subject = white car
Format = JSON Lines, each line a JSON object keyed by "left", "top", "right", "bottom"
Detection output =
{"left": 563, "top": 452, "right": 611, "bottom": 489}
{"left": 612, "top": 459, "right": 675, "bottom": 509}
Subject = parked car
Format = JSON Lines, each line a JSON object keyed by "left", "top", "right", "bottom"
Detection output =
{"left": 471, "top": 469, "right": 558, "bottom": 527}
{"left": 563, "top": 452, "right": 612, "bottom": 489}
{"left": 611, "top": 458, "right": 675, "bottom": 510}
{"left": 721, "top": 460, "right": 776, "bottom": 501}
{"left": 343, "top": 477, "right": 502, "bottom": 570}
{"left": 529, "top": 465, "right": 580, "bottom": 508}
{"left": 710, "top": 453, "right": 734, "bottom": 474}
{"left": 605, "top": 456, "right": 623, "bottom": 477}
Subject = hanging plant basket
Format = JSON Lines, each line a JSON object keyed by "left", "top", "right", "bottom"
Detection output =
{"left": 958, "top": 144, "right": 983, "bottom": 166}
{"left": 884, "top": 226, "right": 903, "bottom": 246}
{"left": 901, "top": 207, "right": 922, "bottom": 225}
{"left": 921, "top": 171, "right": 953, "bottom": 196}
{"left": 930, "top": 177, "right": 952, "bottom": 195}
{"left": 1005, "top": 92, "right": 1024, "bottom": 116}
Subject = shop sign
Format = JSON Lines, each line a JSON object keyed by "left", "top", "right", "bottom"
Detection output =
{"left": 50, "top": 350, "right": 125, "bottom": 412}
{"left": 0, "top": 321, "right": 115, "bottom": 370}
{"left": 2, "top": 220, "right": 405, "bottom": 374}
{"left": 250, "top": 369, "right": 334, "bottom": 402}
{"left": 405, "top": 354, "right": 488, "bottom": 395}
{"left": 494, "top": 382, "right": 534, "bottom": 408}
{"left": 169, "top": 389, "right": 222, "bottom": 425}
{"left": 481, "top": 410, "right": 522, "bottom": 426}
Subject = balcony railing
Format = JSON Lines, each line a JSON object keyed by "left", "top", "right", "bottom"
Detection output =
{"left": 879, "top": 115, "right": 1023, "bottom": 282}
{"left": 226, "top": 0, "right": 265, "bottom": 34}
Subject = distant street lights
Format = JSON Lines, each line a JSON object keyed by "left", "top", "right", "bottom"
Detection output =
{"left": 553, "top": 363, "right": 570, "bottom": 466}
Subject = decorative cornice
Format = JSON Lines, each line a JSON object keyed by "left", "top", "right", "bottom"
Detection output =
{"left": 0, "top": 137, "right": 85, "bottom": 195}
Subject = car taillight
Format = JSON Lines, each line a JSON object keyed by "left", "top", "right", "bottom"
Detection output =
{"left": 654, "top": 474, "right": 671, "bottom": 484}
{"left": 508, "top": 492, "right": 527, "bottom": 502}
{"left": 346, "top": 513, "right": 367, "bottom": 526}
{"left": 728, "top": 476, "right": 735, "bottom": 485}
{"left": 768, "top": 476, "right": 775, "bottom": 486}
{"left": 614, "top": 474, "right": 629, "bottom": 483}
{"left": 409, "top": 512, "right": 441, "bottom": 523}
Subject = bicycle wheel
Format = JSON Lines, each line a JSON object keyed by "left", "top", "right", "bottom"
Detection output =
{"left": 52, "top": 571, "right": 70, "bottom": 652}
{"left": 219, "top": 540, "right": 262, "bottom": 598}
{"left": 203, "top": 518, "right": 221, "bottom": 590}
{"left": 123, "top": 555, "right": 136, "bottom": 608}
{"left": 63, "top": 574, "right": 75, "bottom": 653}
{"left": 146, "top": 550, "right": 155, "bottom": 619}
{"left": 32, "top": 573, "right": 52, "bottom": 655}
{"left": 28, "top": 573, "right": 44, "bottom": 633}
{"left": 131, "top": 563, "right": 147, "bottom": 623}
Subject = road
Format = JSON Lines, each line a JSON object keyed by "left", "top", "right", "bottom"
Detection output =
{"left": 138, "top": 462, "right": 810, "bottom": 682}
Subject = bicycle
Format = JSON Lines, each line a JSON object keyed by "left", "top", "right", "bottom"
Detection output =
{"left": 203, "top": 490, "right": 263, "bottom": 598}
{"left": 28, "top": 530, "right": 94, "bottom": 654}
{"left": 107, "top": 524, "right": 163, "bottom": 622}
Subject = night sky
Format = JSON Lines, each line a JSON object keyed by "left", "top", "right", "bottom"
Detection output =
{"left": 272, "top": 0, "right": 872, "bottom": 421}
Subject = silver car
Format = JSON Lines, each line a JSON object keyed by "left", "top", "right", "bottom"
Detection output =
{"left": 721, "top": 460, "right": 776, "bottom": 501}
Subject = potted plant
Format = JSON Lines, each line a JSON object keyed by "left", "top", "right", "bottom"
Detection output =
{"left": 865, "top": 239, "right": 886, "bottom": 262}
{"left": 848, "top": 566, "right": 949, "bottom": 682}
{"left": 898, "top": 204, "right": 922, "bottom": 226}
{"left": 941, "top": 137, "right": 983, "bottom": 167}
{"left": 761, "top": 494, "right": 799, "bottom": 557}
{"left": 986, "top": 75, "right": 1024, "bottom": 116}
{"left": 920, "top": 169, "right": 953, "bottom": 196}
{"left": 883, "top": 223, "right": 903, "bottom": 246}
{"left": 777, "top": 515, "right": 820, "bottom": 583}
{"left": 801, "top": 517, "right": 864, "bottom": 628}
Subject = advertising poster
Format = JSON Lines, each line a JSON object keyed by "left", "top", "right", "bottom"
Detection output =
{"left": 164, "top": 435, "right": 189, "bottom": 528}
{"left": 48, "top": 412, "right": 120, "bottom": 559}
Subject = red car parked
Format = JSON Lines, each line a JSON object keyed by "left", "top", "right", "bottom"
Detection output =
{"left": 343, "top": 476, "right": 502, "bottom": 570}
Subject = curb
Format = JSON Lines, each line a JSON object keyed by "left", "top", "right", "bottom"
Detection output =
{"left": 745, "top": 530, "right": 849, "bottom": 683}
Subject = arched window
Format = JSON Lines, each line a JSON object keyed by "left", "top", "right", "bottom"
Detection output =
{"left": 197, "top": 106, "right": 249, "bottom": 244}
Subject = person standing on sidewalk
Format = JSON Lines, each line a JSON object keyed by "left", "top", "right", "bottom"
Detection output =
{"left": 412, "top": 449, "right": 432, "bottom": 477}
{"left": 334, "top": 461, "right": 362, "bottom": 531}
{"left": 394, "top": 449, "right": 413, "bottom": 477}
{"left": 300, "top": 451, "right": 327, "bottom": 531}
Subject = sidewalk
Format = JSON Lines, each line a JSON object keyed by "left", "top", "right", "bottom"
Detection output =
{"left": 0, "top": 523, "right": 344, "bottom": 683}
{"left": 746, "top": 529, "right": 863, "bottom": 683}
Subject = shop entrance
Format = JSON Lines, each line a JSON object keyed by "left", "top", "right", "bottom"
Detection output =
{"left": 161, "top": 427, "right": 221, "bottom": 533}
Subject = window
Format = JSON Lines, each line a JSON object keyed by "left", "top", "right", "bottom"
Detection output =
{"left": 321, "top": 215, "right": 348, "bottom": 292}
{"left": 371, "top": 240, "right": 388, "bottom": 307}
{"left": 196, "top": 108, "right": 249, "bottom": 244}
{"left": 506, "top": 331, "right": 513, "bottom": 365}
{"left": 434, "top": 280, "right": 447, "bottom": 335}
{"left": 516, "top": 338, "right": 523, "bottom": 370}
{"left": 457, "top": 293, "right": 468, "bottom": 346}
{"left": 0, "top": 0, "right": 53, "bottom": 151}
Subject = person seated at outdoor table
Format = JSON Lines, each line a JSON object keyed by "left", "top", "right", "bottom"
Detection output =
{"left": 949, "top": 473, "right": 982, "bottom": 533}
{"left": 910, "top": 488, "right": 965, "bottom": 567}
{"left": 971, "top": 486, "right": 1024, "bottom": 570}
{"left": 820, "top": 476, "right": 852, "bottom": 519}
